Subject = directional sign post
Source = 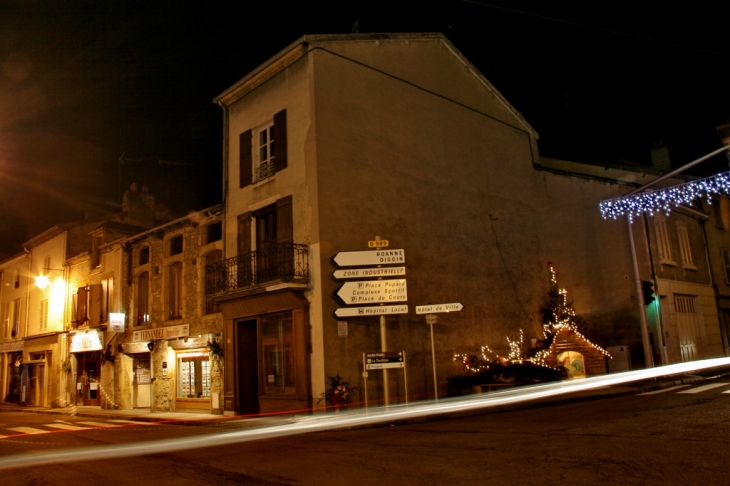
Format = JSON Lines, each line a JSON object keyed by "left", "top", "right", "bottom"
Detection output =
{"left": 333, "top": 305, "right": 408, "bottom": 318}
{"left": 334, "top": 279, "right": 407, "bottom": 305}
{"left": 365, "top": 351, "right": 405, "bottom": 370}
{"left": 332, "top": 266, "right": 406, "bottom": 279}
{"left": 362, "top": 351, "right": 408, "bottom": 408}
{"left": 332, "top": 249, "right": 405, "bottom": 267}
{"left": 417, "top": 302, "right": 464, "bottom": 401}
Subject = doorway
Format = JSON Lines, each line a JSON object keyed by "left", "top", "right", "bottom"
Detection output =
{"left": 133, "top": 355, "right": 151, "bottom": 408}
{"left": 76, "top": 353, "right": 101, "bottom": 406}
{"left": 236, "top": 319, "right": 259, "bottom": 414}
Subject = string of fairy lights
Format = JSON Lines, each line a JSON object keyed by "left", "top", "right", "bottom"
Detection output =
{"left": 453, "top": 263, "right": 610, "bottom": 374}
{"left": 599, "top": 170, "right": 730, "bottom": 222}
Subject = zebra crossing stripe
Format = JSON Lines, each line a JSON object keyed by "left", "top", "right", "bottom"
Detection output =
{"left": 8, "top": 427, "right": 46, "bottom": 435}
{"left": 676, "top": 383, "right": 730, "bottom": 394}
{"left": 108, "top": 419, "right": 158, "bottom": 425}
{"left": 76, "top": 421, "right": 122, "bottom": 428}
{"left": 45, "top": 424, "right": 89, "bottom": 431}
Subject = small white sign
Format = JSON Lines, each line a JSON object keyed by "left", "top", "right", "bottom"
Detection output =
{"left": 338, "top": 321, "right": 348, "bottom": 337}
{"left": 109, "top": 313, "right": 125, "bottom": 333}
{"left": 415, "top": 303, "right": 464, "bottom": 314}
{"left": 334, "top": 305, "right": 408, "bottom": 318}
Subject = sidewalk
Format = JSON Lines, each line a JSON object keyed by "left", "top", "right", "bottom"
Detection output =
{"left": 2, "top": 366, "right": 728, "bottom": 428}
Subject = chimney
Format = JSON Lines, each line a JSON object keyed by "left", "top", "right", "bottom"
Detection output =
{"left": 122, "top": 183, "right": 155, "bottom": 228}
{"left": 650, "top": 141, "right": 671, "bottom": 173}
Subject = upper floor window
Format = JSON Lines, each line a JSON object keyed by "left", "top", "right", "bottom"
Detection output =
{"left": 39, "top": 299, "right": 48, "bottom": 332}
{"left": 3, "top": 300, "right": 20, "bottom": 339}
{"left": 135, "top": 271, "right": 150, "bottom": 326}
{"left": 676, "top": 221, "right": 696, "bottom": 270}
{"left": 72, "top": 286, "right": 89, "bottom": 327}
{"left": 204, "top": 250, "right": 222, "bottom": 314}
{"left": 205, "top": 221, "right": 222, "bottom": 244}
{"left": 722, "top": 249, "right": 730, "bottom": 285}
{"left": 168, "top": 262, "right": 183, "bottom": 320}
{"left": 13, "top": 269, "right": 19, "bottom": 288}
{"left": 654, "top": 216, "right": 675, "bottom": 265}
{"left": 91, "top": 235, "right": 104, "bottom": 267}
{"left": 169, "top": 235, "right": 183, "bottom": 256}
{"left": 239, "top": 109, "right": 287, "bottom": 188}
{"left": 138, "top": 246, "right": 150, "bottom": 266}
{"left": 100, "top": 277, "right": 113, "bottom": 323}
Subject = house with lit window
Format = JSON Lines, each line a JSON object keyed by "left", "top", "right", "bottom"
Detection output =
{"left": 208, "top": 33, "right": 692, "bottom": 415}
{"left": 0, "top": 252, "right": 29, "bottom": 404}
{"left": 112, "top": 205, "right": 224, "bottom": 413}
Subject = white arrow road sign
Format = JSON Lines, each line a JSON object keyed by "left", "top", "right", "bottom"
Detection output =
{"left": 415, "top": 302, "right": 464, "bottom": 314}
{"left": 335, "top": 279, "right": 407, "bottom": 304}
{"left": 334, "top": 305, "right": 408, "bottom": 318}
{"left": 332, "top": 266, "right": 406, "bottom": 279}
{"left": 332, "top": 249, "right": 405, "bottom": 267}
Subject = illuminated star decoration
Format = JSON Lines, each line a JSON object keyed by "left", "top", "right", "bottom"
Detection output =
{"left": 599, "top": 171, "right": 730, "bottom": 222}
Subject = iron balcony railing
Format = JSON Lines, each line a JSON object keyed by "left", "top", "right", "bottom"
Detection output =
{"left": 205, "top": 242, "right": 309, "bottom": 295}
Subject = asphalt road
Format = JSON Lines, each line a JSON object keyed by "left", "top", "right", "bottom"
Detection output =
{"left": 0, "top": 379, "right": 728, "bottom": 485}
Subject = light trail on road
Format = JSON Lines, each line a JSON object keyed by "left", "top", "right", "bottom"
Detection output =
{"left": 1, "top": 357, "right": 729, "bottom": 470}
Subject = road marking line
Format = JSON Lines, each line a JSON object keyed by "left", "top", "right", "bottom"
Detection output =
{"left": 8, "top": 427, "right": 47, "bottom": 435}
{"left": 637, "top": 385, "right": 690, "bottom": 395}
{"left": 108, "top": 419, "right": 157, "bottom": 425}
{"left": 45, "top": 424, "right": 89, "bottom": 431}
{"left": 677, "top": 383, "right": 730, "bottom": 394}
{"left": 76, "top": 421, "right": 121, "bottom": 428}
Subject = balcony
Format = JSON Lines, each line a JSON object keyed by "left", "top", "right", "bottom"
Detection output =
{"left": 205, "top": 242, "right": 309, "bottom": 295}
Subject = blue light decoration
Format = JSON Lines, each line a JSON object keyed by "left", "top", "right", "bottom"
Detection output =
{"left": 599, "top": 171, "right": 730, "bottom": 222}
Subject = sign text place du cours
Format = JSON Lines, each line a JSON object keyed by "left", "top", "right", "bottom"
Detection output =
{"left": 335, "top": 279, "right": 407, "bottom": 304}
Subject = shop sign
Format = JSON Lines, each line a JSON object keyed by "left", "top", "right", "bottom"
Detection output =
{"left": 0, "top": 340, "right": 23, "bottom": 353}
{"left": 109, "top": 313, "right": 126, "bottom": 333}
{"left": 132, "top": 324, "right": 189, "bottom": 342}
{"left": 70, "top": 329, "right": 103, "bottom": 353}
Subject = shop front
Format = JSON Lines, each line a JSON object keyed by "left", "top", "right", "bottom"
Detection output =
{"left": 2, "top": 340, "right": 24, "bottom": 404}
{"left": 170, "top": 335, "right": 213, "bottom": 412}
{"left": 69, "top": 329, "right": 104, "bottom": 406}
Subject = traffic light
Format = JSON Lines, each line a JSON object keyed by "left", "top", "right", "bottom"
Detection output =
{"left": 641, "top": 280, "right": 656, "bottom": 305}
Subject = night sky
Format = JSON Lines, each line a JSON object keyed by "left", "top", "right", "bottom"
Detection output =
{"left": 1, "top": 1, "right": 729, "bottom": 259}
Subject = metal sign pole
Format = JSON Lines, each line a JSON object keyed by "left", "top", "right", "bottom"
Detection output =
{"left": 380, "top": 314, "right": 389, "bottom": 406}
{"left": 362, "top": 352, "right": 368, "bottom": 411}
{"left": 403, "top": 350, "right": 408, "bottom": 404}
{"left": 427, "top": 314, "right": 438, "bottom": 401}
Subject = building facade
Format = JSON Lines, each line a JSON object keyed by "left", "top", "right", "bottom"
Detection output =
{"left": 208, "top": 33, "right": 697, "bottom": 414}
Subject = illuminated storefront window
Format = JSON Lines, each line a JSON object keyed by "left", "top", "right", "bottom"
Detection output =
{"left": 177, "top": 350, "right": 210, "bottom": 399}
{"left": 261, "top": 312, "right": 294, "bottom": 395}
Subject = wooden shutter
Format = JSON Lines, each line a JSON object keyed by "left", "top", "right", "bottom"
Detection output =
{"left": 239, "top": 129, "right": 253, "bottom": 188}
{"left": 276, "top": 196, "right": 293, "bottom": 243}
{"left": 237, "top": 212, "right": 252, "bottom": 255}
{"left": 273, "top": 110, "right": 287, "bottom": 172}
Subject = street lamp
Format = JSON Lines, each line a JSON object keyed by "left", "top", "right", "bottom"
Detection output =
{"left": 35, "top": 267, "right": 63, "bottom": 289}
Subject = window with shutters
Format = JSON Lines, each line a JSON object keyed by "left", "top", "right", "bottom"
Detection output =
{"left": 168, "top": 262, "right": 183, "bottom": 320}
{"left": 73, "top": 287, "right": 89, "bottom": 327}
{"left": 676, "top": 221, "right": 696, "bottom": 270}
{"left": 722, "top": 249, "right": 730, "bottom": 284}
{"left": 239, "top": 109, "right": 287, "bottom": 187}
{"left": 237, "top": 196, "right": 293, "bottom": 285}
{"left": 12, "top": 299, "right": 20, "bottom": 337}
{"left": 100, "top": 277, "right": 113, "bottom": 323}
{"left": 135, "top": 271, "right": 150, "bottom": 325}
{"left": 39, "top": 299, "right": 48, "bottom": 332}
{"left": 655, "top": 215, "right": 675, "bottom": 265}
{"left": 2, "top": 302, "right": 8, "bottom": 339}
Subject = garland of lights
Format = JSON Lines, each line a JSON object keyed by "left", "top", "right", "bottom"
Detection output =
{"left": 453, "top": 263, "right": 610, "bottom": 374}
{"left": 599, "top": 170, "right": 730, "bottom": 222}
